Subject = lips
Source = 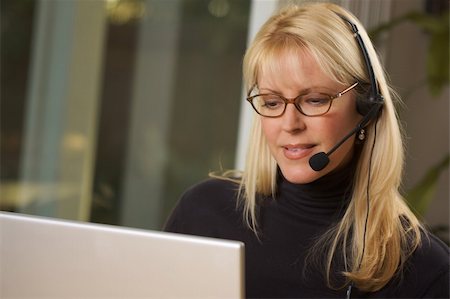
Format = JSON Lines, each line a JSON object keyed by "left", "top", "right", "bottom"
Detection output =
{"left": 283, "top": 144, "right": 315, "bottom": 160}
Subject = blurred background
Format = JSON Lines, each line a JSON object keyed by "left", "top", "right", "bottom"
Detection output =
{"left": 1, "top": 0, "right": 448, "bottom": 242}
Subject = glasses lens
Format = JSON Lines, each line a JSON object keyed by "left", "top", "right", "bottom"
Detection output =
{"left": 249, "top": 93, "right": 333, "bottom": 117}
{"left": 252, "top": 95, "right": 285, "bottom": 117}
{"left": 298, "top": 93, "right": 331, "bottom": 116}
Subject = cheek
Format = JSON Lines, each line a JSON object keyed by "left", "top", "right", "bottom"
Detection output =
{"left": 311, "top": 117, "right": 348, "bottom": 141}
{"left": 312, "top": 112, "right": 361, "bottom": 161}
{"left": 261, "top": 119, "right": 279, "bottom": 144}
{"left": 319, "top": 110, "right": 361, "bottom": 160}
{"left": 322, "top": 105, "right": 361, "bottom": 140}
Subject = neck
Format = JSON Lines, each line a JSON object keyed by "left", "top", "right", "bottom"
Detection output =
{"left": 275, "top": 159, "right": 356, "bottom": 217}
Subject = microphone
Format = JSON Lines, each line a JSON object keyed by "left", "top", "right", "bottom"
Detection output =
{"left": 309, "top": 125, "right": 360, "bottom": 171}
{"left": 308, "top": 103, "right": 381, "bottom": 172}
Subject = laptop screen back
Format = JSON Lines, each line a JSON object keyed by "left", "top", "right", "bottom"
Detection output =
{"left": 0, "top": 212, "right": 245, "bottom": 298}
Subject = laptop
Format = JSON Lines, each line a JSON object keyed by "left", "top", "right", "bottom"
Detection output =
{"left": 0, "top": 211, "right": 245, "bottom": 298}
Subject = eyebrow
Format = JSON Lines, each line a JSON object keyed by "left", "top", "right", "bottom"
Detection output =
{"left": 257, "top": 86, "right": 334, "bottom": 95}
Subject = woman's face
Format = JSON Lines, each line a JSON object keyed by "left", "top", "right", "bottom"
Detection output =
{"left": 258, "top": 50, "right": 362, "bottom": 184}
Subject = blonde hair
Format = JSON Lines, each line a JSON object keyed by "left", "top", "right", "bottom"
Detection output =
{"left": 238, "top": 2, "right": 422, "bottom": 292}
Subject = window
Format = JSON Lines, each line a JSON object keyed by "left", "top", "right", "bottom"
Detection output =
{"left": 1, "top": 0, "right": 250, "bottom": 230}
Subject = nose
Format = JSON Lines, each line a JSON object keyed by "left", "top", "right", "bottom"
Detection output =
{"left": 281, "top": 103, "right": 306, "bottom": 133}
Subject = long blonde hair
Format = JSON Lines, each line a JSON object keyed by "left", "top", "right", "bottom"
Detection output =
{"left": 238, "top": 2, "right": 422, "bottom": 292}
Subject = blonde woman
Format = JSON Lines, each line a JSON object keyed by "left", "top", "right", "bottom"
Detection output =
{"left": 165, "top": 2, "right": 449, "bottom": 298}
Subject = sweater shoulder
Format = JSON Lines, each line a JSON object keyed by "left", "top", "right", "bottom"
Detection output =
{"left": 420, "top": 231, "right": 449, "bottom": 260}
{"left": 411, "top": 232, "right": 449, "bottom": 275}
{"left": 181, "top": 178, "right": 240, "bottom": 206}
{"left": 389, "top": 232, "right": 450, "bottom": 298}
{"left": 413, "top": 232, "right": 449, "bottom": 297}
{"left": 163, "top": 178, "right": 242, "bottom": 237}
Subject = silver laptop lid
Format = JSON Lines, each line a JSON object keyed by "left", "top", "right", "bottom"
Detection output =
{"left": 0, "top": 212, "right": 245, "bottom": 299}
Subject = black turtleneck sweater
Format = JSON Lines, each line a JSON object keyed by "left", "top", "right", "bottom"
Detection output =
{"left": 164, "top": 165, "right": 449, "bottom": 298}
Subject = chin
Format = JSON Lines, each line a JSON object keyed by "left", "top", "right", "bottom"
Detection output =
{"left": 279, "top": 166, "right": 324, "bottom": 184}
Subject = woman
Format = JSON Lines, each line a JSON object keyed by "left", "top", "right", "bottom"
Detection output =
{"left": 165, "top": 2, "right": 449, "bottom": 298}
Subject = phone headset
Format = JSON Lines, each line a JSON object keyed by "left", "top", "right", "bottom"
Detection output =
{"left": 307, "top": 13, "right": 385, "bottom": 299}
{"left": 308, "top": 14, "right": 384, "bottom": 172}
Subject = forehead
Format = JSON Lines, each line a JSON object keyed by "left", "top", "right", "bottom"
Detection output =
{"left": 257, "top": 47, "right": 336, "bottom": 91}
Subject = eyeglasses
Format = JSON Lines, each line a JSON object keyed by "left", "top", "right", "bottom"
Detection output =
{"left": 246, "top": 82, "right": 358, "bottom": 118}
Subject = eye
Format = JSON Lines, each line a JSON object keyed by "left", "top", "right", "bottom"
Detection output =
{"left": 302, "top": 94, "right": 331, "bottom": 107}
{"left": 258, "top": 95, "right": 284, "bottom": 110}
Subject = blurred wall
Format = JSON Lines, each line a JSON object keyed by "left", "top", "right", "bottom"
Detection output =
{"left": 385, "top": 0, "right": 448, "bottom": 230}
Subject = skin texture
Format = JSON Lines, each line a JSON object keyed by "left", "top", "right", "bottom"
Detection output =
{"left": 259, "top": 49, "right": 362, "bottom": 184}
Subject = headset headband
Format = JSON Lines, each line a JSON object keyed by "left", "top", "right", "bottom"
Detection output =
{"left": 337, "top": 14, "right": 384, "bottom": 109}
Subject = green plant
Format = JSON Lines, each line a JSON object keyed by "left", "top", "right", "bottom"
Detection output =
{"left": 406, "top": 154, "right": 449, "bottom": 217}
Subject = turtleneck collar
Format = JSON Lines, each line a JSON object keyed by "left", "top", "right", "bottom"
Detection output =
{"left": 275, "top": 160, "right": 356, "bottom": 218}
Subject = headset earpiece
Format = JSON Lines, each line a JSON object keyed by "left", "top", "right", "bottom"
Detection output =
{"left": 356, "top": 91, "right": 373, "bottom": 116}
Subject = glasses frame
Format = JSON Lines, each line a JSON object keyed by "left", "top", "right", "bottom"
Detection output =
{"left": 246, "top": 82, "right": 359, "bottom": 118}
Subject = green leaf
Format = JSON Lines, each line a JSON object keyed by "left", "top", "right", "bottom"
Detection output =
{"left": 408, "top": 12, "right": 444, "bottom": 33}
{"left": 406, "top": 154, "right": 450, "bottom": 217}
